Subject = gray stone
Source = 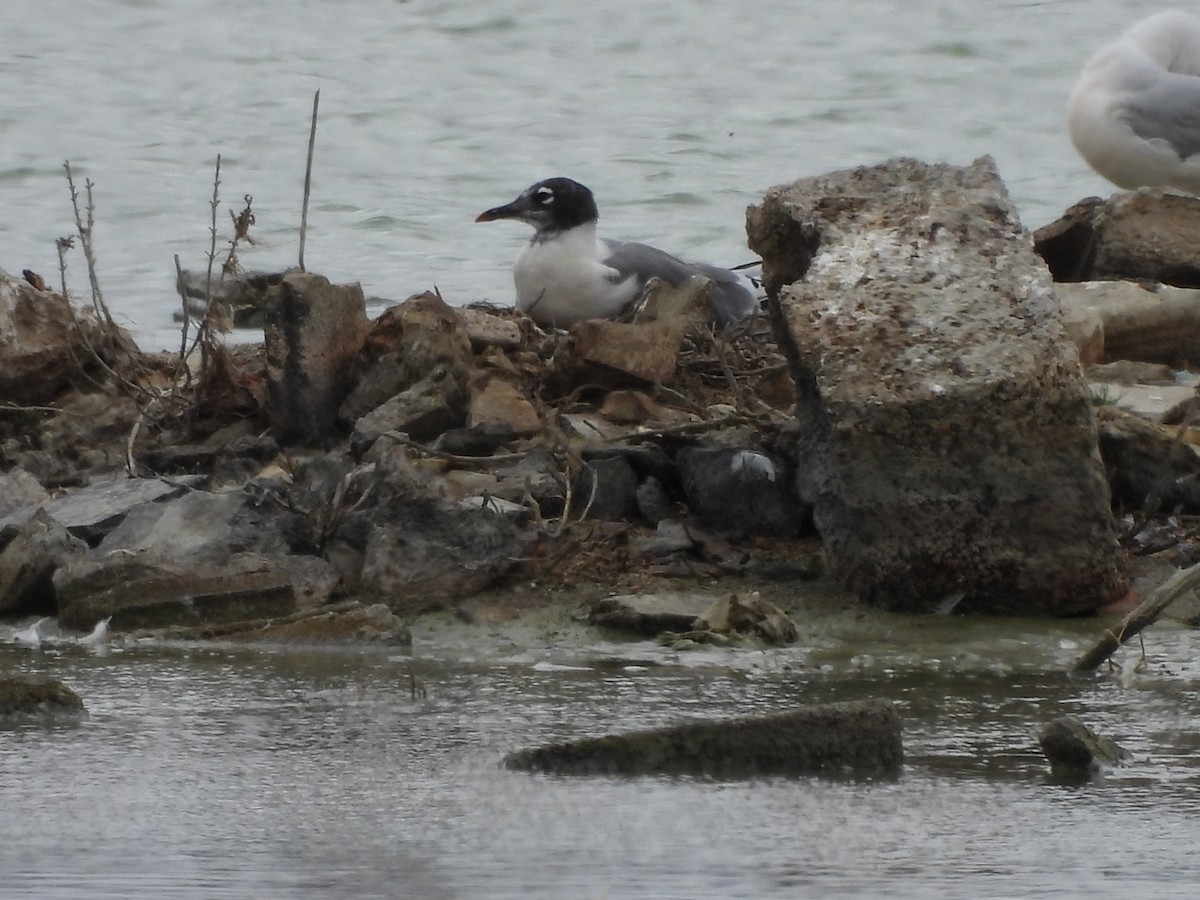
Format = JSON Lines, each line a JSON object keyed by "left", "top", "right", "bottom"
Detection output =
{"left": 0, "top": 476, "right": 200, "bottom": 544}
{"left": 1039, "top": 715, "right": 1129, "bottom": 780}
{"left": 0, "top": 468, "right": 49, "bottom": 519}
{"left": 52, "top": 487, "right": 338, "bottom": 631}
{"left": 677, "top": 445, "right": 803, "bottom": 538}
{"left": 0, "top": 676, "right": 86, "bottom": 723}
{"left": 573, "top": 455, "right": 639, "bottom": 521}
{"left": 336, "top": 448, "right": 529, "bottom": 614}
{"left": 340, "top": 292, "right": 473, "bottom": 423}
{"left": 746, "top": 157, "right": 1127, "bottom": 615}
{"left": 504, "top": 700, "right": 903, "bottom": 777}
{"left": 0, "top": 510, "right": 87, "bottom": 615}
{"left": 264, "top": 272, "right": 370, "bottom": 445}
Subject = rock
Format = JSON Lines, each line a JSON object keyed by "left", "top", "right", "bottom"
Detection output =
{"left": 54, "top": 554, "right": 329, "bottom": 632}
{"left": 263, "top": 272, "right": 370, "bottom": 445}
{"left": 697, "top": 592, "right": 799, "bottom": 644}
{"left": 1056, "top": 280, "right": 1200, "bottom": 367}
{"left": 1087, "top": 361, "right": 1179, "bottom": 386}
{"left": 0, "top": 468, "right": 49, "bottom": 519}
{"left": 0, "top": 267, "right": 134, "bottom": 405}
{"left": 52, "top": 487, "right": 338, "bottom": 630}
{"left": 586, "top": 591, "right": 716, "bottom": 635}
{"left": 349, "top": 366, "right": 467, "bottom": 447}
{"left": 3, "top": 388, "right": 143, "bottom": 487}
{"left": 573, "top": 455, "right": 639, "bottom": 520}
{"left": 747, "top": 157, "right": 1126, "bottom": 615}
{"left": 334, "top": 446, "right": 529, "bottom": 614}
{"left": 547, "top": 317, "right": 688, "bottom": 393}
{"left": 1095, "top": 405, "right": 1200, "bottom": 512}
{"left": 467, "top": 370, "right": 541, "bottom": 434}
{"left": 1089, "top": 382, "right": 1196, "bottom": 424}
{"left": 492, "top": 448, "right": 567, "bottom": 518}
{"left": 504, "top": 699, "right": 903, "bottom": 777}
{"left": 0, "top": 676, "right": 86, "bottom": 723}
{"left": 434, "top": 424, "right": 517, "bottom": 457}
{"left": 0, "top": 510, "right": 87, "bottom": 616}
{"left": 1035, "top": 190, "right": 1200, "bottom": 288}
{"left": 0, "top": 475, "right": 201, "bottom": 545}
{"left": 1039, "top": 715, "right": 1128, "bottom": 780}
{"left": 339, "top": 291, "right": 473, "bottom": 423}
{"left": 458, "top": 305, "right": 524, "bottom": 350}
{"left": 677, "top": 445, "right": 804, "bottom": 538}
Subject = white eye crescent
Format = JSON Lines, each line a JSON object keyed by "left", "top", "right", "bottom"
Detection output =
{"left": 535, "top": 186, "right": 555, "bottom": 204}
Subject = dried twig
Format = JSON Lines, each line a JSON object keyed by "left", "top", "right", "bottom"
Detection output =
{"left": 63, "top": 161, "right": 112, "bottom": 328}
{"left": 299, "top": 89, "right": 320, "bottom": 272}
{"left": 381, "top": 431, "right": 530, "bottom": 468}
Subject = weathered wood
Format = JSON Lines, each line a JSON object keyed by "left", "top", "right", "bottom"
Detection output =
{"left": 1073, "top": 560, "right": 1200, "bottom": 672}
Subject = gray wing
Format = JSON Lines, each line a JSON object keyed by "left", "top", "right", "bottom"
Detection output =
{"left": 602, "top": 239, "right": 759, "bottom": 325}
{"left": 1123, "top": 73, "right": 1200, "bottom": 160}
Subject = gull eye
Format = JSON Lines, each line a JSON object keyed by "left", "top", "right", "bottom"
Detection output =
{"left": 534, "top": 186, "right": 555, "bottom": 205}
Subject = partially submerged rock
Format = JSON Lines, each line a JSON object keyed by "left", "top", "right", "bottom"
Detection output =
{"left": 747, "top": 156, "right": 1127, "bottom": 615}
{"left": 0, "top": 675, "right": 86, "bottom": 724}
{"left": 504, "top": 699, "right": 902, "bottom": 777}
{"left": 1039, "top": 715, "right": 1128, "bottom": 780}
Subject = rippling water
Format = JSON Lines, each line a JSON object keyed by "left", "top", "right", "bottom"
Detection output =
{"left": 4, "top": 609, "right": 1200, "bottom": 898}
{"left": 0, "top": 0, "right": 1168, "bottom": 350}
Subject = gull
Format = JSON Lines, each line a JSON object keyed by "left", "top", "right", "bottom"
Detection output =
{"left": 13, "top": 617, "right": 51, "bottom": 647}
{"left": 79, "top": 616, "right": 112, "bottom": 648}
{"left": 476, "top": 177, "right": 759, "bottom": 329}
{"left": 1069, "top": 11, "right": 1200, "bottom": 193}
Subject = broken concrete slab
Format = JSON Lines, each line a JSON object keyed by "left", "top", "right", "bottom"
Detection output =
{"left": 264, "top": 272, "right": 371, "bottom": 445}
{"left": 1056, "top": 280, "right": 1200, "bottom": 367}
{"left": 1035, "top": 189, "right": 1200, "bottom": 289}
{"left": 747, "top": 156, "right": 1126, "bottom": 615}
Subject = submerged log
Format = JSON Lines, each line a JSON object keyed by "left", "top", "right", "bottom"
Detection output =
{"left": 504, "top": 699, "right": 902, "bottom": 777}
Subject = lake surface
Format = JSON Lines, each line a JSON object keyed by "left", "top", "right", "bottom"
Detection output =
{"left": 4, "top": 605, "right": 1200, "bottom": 898}
{"left": 0, "top": 0, "right": 1170, "bottom": 350}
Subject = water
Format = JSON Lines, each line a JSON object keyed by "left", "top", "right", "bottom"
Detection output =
{"left": 4, "top": 608, "right": 1200, "bottom": 898}
{"left": 0, "top": 0, "right": 1165, "bottom": 351}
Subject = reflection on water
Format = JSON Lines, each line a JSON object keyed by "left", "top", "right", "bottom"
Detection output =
{"left": 3, "top": 610, "right": 1200, "bottom": 898}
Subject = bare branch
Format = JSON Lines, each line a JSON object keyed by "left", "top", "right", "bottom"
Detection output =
{"left": 299, "top": 89, "right": 320, "bottom": 272}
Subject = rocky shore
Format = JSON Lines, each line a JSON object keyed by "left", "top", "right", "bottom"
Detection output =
{"left": 5, "top": 155, "right": 1200, "bottom": 654}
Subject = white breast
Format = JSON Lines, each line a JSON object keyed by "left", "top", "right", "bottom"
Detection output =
{"left": 512, "top": 224, "right": 641, "bottom": 328}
